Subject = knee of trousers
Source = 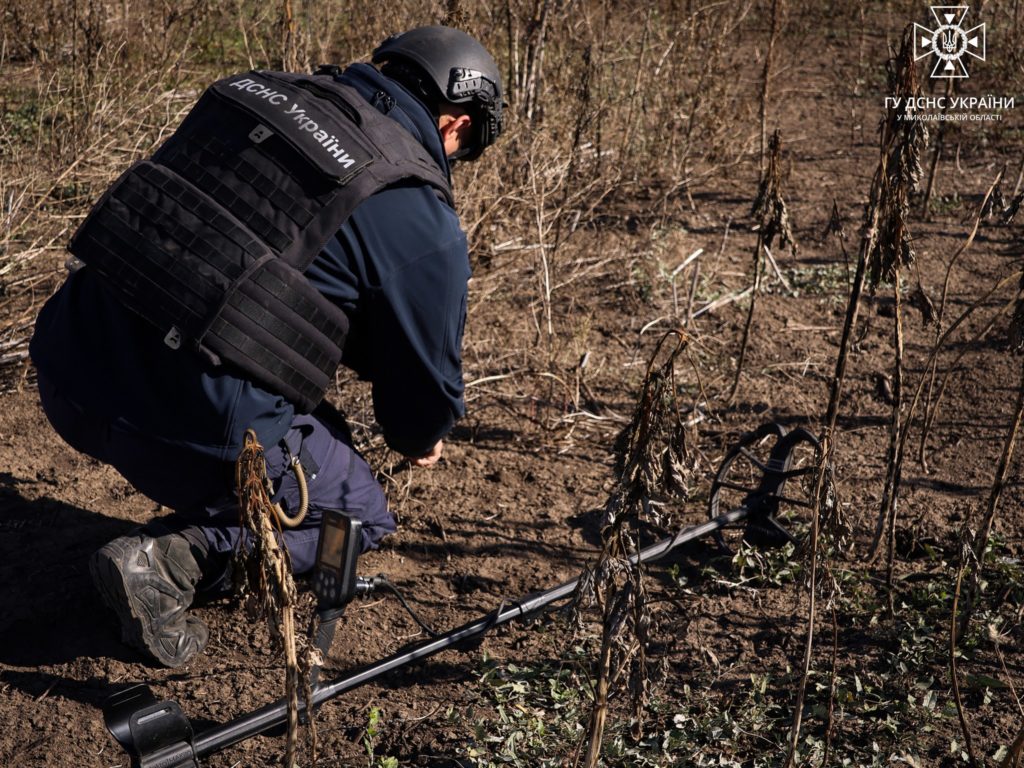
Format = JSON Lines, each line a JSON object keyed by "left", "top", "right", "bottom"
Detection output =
{"left": 276, "top": 498, "right": 395, "bottom": 575}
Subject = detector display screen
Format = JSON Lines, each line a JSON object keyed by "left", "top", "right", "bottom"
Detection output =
{"left": 313, "top": 510, "right": 362, "bottom": 611}
{"left": 318, "top": 518, "right": 348, "bottom": 573}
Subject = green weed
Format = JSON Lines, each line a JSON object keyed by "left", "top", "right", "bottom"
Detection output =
{"left": 363, "top": 706, "right": 398, "bottom": 768}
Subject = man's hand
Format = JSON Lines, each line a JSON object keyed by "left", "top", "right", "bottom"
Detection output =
{"left": 410, "top": 440, "right": 443, "bottom": 467}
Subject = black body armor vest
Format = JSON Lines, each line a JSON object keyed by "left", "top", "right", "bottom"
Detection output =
{"left": 68, "top": 71, "right": 454, "bottom": 412}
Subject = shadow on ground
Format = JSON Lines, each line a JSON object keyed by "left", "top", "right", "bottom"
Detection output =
{"left": 0, "top": 474, "right": 139, "bottom": 668}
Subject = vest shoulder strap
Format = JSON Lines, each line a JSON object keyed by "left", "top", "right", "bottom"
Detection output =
{"left": 206, "top": 71, "right": 454, "bottom": 269}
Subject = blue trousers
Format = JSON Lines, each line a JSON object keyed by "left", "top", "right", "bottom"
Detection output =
{"left": 37, "top": 376, "right": 395, "bottom": 575}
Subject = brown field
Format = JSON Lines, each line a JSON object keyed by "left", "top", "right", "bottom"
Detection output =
{"left": 1, "top": 1, "right": 1023, "bottom": 766}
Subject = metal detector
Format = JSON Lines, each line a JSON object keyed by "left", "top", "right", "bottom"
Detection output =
{"left": 100, "top": 422, "right": 821, "bottom": 768}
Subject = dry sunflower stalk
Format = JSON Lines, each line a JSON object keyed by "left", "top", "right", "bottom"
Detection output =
{"left": 731, "top": 129, "right": 796, "bottom": 401}
{"left": 812, "top": 446, "right": 848, "bottom": 558}
{"left": 824, "top": 200, "right": 846, "bottom": 241}
{"left": 235, "top": 430, "right": 320, "bottom": 768}
{"left": 752, "top": 129, "right": 797, "bottom": 255}
{"left": 866, "top": 37, "right": 929, "bottom": 289}
{"left": 864, "top": 31, "right": 931, "bottom": 581}
{"left": 574, "top": 330, "right": 697, "bottom": 767}
{"left": 782, "top": 432, "right": 848, "bottom": 767}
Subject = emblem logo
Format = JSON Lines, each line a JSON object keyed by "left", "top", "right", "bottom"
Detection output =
{"left": 913, "top": 6, "right": 986, "bottom": 79}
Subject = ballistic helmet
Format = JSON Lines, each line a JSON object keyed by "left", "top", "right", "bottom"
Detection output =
{"left": 373, "top": 25, "right": 504, "bottom": 160}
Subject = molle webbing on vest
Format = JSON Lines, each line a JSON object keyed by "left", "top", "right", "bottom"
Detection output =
{"left": 68, "top": 71, "right": 454, "bottom": 412}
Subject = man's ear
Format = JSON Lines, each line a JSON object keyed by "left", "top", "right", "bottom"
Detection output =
{"left": 439, "top": 113, "right": 473, "bottom": 157}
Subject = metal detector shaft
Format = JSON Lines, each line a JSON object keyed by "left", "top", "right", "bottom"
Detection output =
{"left": 189, "top": 507, "right": 748, "bottom": 758}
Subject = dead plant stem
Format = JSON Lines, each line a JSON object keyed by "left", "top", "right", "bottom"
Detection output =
{"left": 972, "top": 354, "right": 1024, "bottom": 560}
{"left": 619, "top": 8, "right": 651, "bottom": 159}
{"left": 994, "top": 632, "right": 1024, "bottom": 719}
{"left": 821, "top": 602, "right": 839, "bottom": 767}
{"left": 866, "top": 271, "right": 1022, "bottom": 559}
{"left": 759, "top": 0, "right": 782, "bottom": 173}
{"left": 920, "top": 168, "right": 1006, "bottom": 464}
{"left": 824, "top": 217, "right": 873, "bottom": 432}
{"left": 728, "top": 232, "right": 764, "bottom": 402}
{"left": 1002, "top": 725, "right": 1024, "bottom": 768}
{"left": 920, "top": 78, "right": 954, "bottom": 219}
{"left": 522, "top": 0, "right": 550, "bottom": 121}
{"left": 950, "top": 560, "right": 980, "bottom": 768}
{"left": 934, "top": 166, "right": 1005, "bottom": 325}
{"left": 582, "top": 603, "right": 614, "bottom": 768}
{"left": 782, "top": 433, "right": 830, "bottom": 768}
{"left": 962, "top": 356, "right": 1024, "bottom": 628}
{"left": 822, "top": 67, "right": 899, "bottom": 433}
{"left": 685, "top": 259, "right": 702, "bottom": 327}
{"left": 878, "top": 273, "right": 905, "bottom": 597}
{"left": 922, "top": 293, "right": 1021, "bottom": 464}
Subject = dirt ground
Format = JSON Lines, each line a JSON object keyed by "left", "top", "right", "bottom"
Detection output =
{"left": 1, "top": 5, "right": 1023, "bottom": 768}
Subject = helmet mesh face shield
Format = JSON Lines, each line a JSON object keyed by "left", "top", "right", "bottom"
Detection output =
{"left": 373, "top": 26, "right": 504, "bottom": 160}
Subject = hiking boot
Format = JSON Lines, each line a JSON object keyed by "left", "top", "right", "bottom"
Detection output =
{"left": 89, "top": 525, "right": 209, "bottom": 667}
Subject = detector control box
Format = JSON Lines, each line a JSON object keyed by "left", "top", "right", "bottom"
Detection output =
{"left": 312, "top": 510, "right": 362, "bottom": 611}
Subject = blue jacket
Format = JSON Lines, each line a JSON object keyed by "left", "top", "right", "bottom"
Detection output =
{"left": 30, "top": 63, "right": 469, "bottom": 460}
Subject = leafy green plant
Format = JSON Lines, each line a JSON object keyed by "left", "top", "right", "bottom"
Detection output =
{"left": 363, "top": 706, "right": 398, "bottom": 768}
{"left": 464, "top": 649, "right": 589, "bottom": 767}
{"left": 731, "top": 539, "right": 802, "bottom": 587}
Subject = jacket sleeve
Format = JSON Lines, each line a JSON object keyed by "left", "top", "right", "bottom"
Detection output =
{"left": 366, "top": 236, "right": 469, "bottom": 457}
{"left": 308, "top": 184, "right": 470, "bottom": 457}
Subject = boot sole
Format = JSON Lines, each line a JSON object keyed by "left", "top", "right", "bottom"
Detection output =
{"left": 90, "top": 537, "right": 154, "bottom": 660}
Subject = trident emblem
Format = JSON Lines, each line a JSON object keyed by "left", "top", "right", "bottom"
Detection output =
{"left": 913, "top": 5, "right": 986, "bottom": 79}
